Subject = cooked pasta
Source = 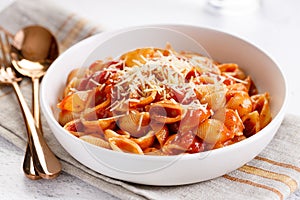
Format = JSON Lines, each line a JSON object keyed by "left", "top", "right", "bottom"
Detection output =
{"left": 57, "top": 46, "right": 272, "bottom": 155}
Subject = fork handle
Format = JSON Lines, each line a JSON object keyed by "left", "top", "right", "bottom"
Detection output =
{"left": 11, "top": 81, "right": 61, "bottom": 179}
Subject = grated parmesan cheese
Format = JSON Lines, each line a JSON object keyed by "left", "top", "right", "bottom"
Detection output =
{"left": 105, "top": 48, "right": 226, "bottom": 113}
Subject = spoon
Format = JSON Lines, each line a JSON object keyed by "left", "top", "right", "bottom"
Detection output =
{"left": 11, "top": 25, "right": 61, "bottom": 179}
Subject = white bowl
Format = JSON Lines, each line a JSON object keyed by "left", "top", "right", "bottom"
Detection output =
{"left": 40, "top": 25, "right": 287, "bottom": 186}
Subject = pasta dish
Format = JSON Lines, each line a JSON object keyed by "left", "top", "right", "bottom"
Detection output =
{"left": 57, "top": 46, "right": 272, "bottom": 155}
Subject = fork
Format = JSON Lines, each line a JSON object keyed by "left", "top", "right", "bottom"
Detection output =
{"left": 0, "top": 28, "right": 41, "bottom": 180}
{"left": 0, "top": 32, "right": 61, "bottom": 179}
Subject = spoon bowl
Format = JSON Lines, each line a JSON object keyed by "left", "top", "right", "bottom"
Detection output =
{"left": 11, "top": 26, "right": 59, "bottom": 78}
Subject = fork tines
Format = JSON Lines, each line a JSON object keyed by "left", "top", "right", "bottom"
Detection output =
{"left": 0, "top": 31, "right": 21, "bottom": 84}
{"left": 0, "top": 31, "right": 12, "bottom": 67}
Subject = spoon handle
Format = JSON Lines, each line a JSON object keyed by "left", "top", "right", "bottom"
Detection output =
{"left": 32, "top": 77, "right": 42, "bottom": 129}
{"left": 23, "top": 77, "right": 43, "bottom": 179}
{"left": 23, "top": 145, "right": 41, "bottom": 179}
{"left": 12, "top": 81, "right": 61, "bottom": 179}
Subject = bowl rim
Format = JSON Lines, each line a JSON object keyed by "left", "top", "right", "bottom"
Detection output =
{"left": 40, "top": 24, "right": 288, "bottom": 161}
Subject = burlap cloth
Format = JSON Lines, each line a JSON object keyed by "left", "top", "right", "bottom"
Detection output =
{"left": 0, "top": 0, "right": 299, "bottom": 199}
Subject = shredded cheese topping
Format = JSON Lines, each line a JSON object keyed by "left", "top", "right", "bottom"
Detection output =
{"left": 109, "top": 50, "right": 223, "bottom": 112}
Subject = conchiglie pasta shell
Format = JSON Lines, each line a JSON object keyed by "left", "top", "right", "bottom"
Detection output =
{"left": 149, "top": 100, "right": 182, "bottom": 124}
{"left": 117, "top": 111, "right": 150, "bottom": 137}
{"left": 64, "top": 68, "right": 89, "bottom": 97}
{"left": 161, "top": 134, "right": 187, "bottom": 155}
{"left": 82, "top": 117, "right": 116, "bottom": 133}
{"left": 179, "top": 108, "right": 212, "bottom": 134}
{"left": 88, "top": 60, "right": 105, "bottom": 72}
{"left": 131, "top": 130, "right": 155, "bottom": 150}
{"left": 63, "top": 77, "right": 80, "bottom": 97}
{"left": 226, "top": 83, "right": 248, "bottom": 94}
{"left": 242, "top": 111, "right": 260, "bottom": 137}
{"left": 218, "top": 63, "right": 238, "bottom": 73}
{"left": 201, "top": 90, "right": 226, "bottom": 111}
{"left": 153, "top": 126, "right": 169, "bottom": 147}
{"left": 223, "top": 69, "right": 247, "bottom": 80}
{"left": 196, "top": 84, "right": 227, "bottom": 111}
{"left": 213, "top": 108, "right": 244, "bottom": 136}
{"left": 143, "top": 147, "right": 164, "bottom": 155}
{"left": 251, "top": 93, "right": 272, "bottom": 129}
{"left": 104, "top": 129, "right": 130, "bottom": 140}
{"left": 196, "top": 84, "right": 226, "bottom": 97}
{"left": 243, "top": 76, "right": 252, "bottom": 92}
{"left": 120, "top": 48, "right": 164, "bottom": 67}
{"left": 63, "top": 119, "right": 85, "bottom": 137}
{"left": 80, "top": 135, "right": 110, "bottom": 149}
{"left": 82, "top": 97, "right": 111, "bottom": 120}
{"left": 218, "top": 63, "right": 246, "bottom": 80}
{"left": 162, "top": 143, "right": 187, "bottom": 155}
{"left": 214, "top": 135, "right": 247, "bottom": 149}
{"left": 196, "top": 119, "right": 233, "bottom": 144}
{"left": 259, "top": 100, "right": 272, "bottom": 129}
{"left": 58, "top": 110, "right": 80, "bottom": 126}
{"left": 226, "top": 91, "right": 252, "bottom": 117}
{"left": 58, "top": 91, "right": 91, "bottom": 112}
{"left": 66, "top": 68, "right": 88, "bottom": 84}
{"left": 186, "top": 54, "right": 220, "bottom": 74}
{"left": 108, "top": 137, "right": 144, "bottom": 154}
{"left": 129, "top": 90, "right": 157, "bottom": 107}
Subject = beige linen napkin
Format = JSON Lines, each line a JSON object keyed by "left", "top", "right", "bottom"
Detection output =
{"left": 0, "top": 1, "right": 300, "bottom": 200}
